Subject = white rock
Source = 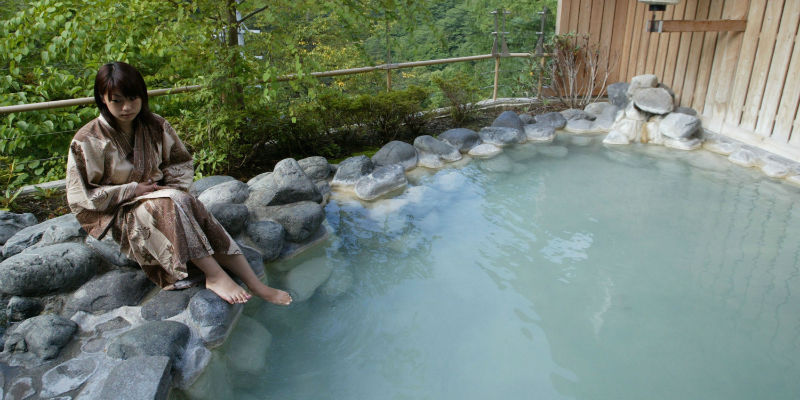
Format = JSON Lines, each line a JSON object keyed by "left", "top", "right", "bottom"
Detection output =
{"left": 628, "top": 74, "right": 659, "bottom": 95}
{"left": 584, "top": 102, "right": 612, "bottom": 117}
{"left": 564, "top": 118, "right": 597, "bottom": 133}
{"left": 40, "top": 357, "right": 98, "bottom": 397}
{"left": 703, "top": 140, "right": 738, "bottom": 155}
{"left": 624, "top": 103, "right": 648, "bottom": 121}
{"left": 354, "top": 164, "right": 407, "bottom": 201}
{"left": 786, "top": 175, "right": 800, "bottom": 186}
{"left": 761, "top": 161, "right": 790, "bottom": 178}
{"left": 468, "top": 143, "right": 503, "bottom": 158}
{"left": 664, "top": 137, "right": 702, "bottom": 150}
{"left": 417, "top": 151, "right": 446, "bottom": 168}
{"left": 283, "top": 257, "right": 334, "bottom": 302}
{"left": 728, "top": 148, "right": 758, "bottom": 167}
{"left": 660, "top": 112, "right": 701, "bottom": 139}
{"left": 603, "top": 130, "right": 631, "bottom": 145}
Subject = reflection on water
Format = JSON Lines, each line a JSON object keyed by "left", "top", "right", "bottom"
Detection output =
{"left": 184, "top": 137, "right": 800, "bottom": 400}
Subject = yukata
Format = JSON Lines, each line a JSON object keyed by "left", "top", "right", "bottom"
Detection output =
{"left": 66, "top": 114, "right": 241, "bottom": 288}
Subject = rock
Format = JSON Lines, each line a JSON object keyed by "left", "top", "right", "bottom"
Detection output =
{"left": 371, "top": 141, "right": 418, "bottom": 170}
{"left": 245, "top": 220, "right": 285, "bottom": 261}
{"left": 584, "top": 102, "right": 613, "bottom": 118}
{"left": 603, "top": 130, "right": 631, "bottom": 145}
{"left": 0, "top": 243, "right": 101, "bottom": 296}
{"left": 238, "top": 242, "right": 265, "bottom": 278}
{"left": 660, "top": 112, "right": 701, "bottom": 139}
{"left": 534, "top": 112, "right": 568, "bottom": 129}
{"left": 3, "top": 314, "right": 77, "bottom": 360}
{"left": 223, "top": 315, "right": 272, "bottom": 376}
{"left": 438, "top": 128, "right": 481, "bottom": 153}
{"left": 674, "top": 106, "right": 698, "bottom": 116}
{"left": 624, "top": 102, "right": 648, "bottom": 121}
{"left": 564, "top": 118, "right": 596, "bottom": 133}
{"left": 298, "top": 156, "right": 331, "bottom": 181}
{"left": 197, "top": 179, "right": 249, "bottom": 206}
{"left": 729, "top": 148, "right": 758, "bottom": 167}
{"left": 247, "top": 160, "right": 322, "bottom": 207}
{"left": 254, "top": 201, "right": 324, "bottom": 243}
{"left": 644, "top": 116, "right": 664, "bottom": 144}
{"left": 468, "top": 143, "right": 503, "bottom": 158}
{"left": 6, "top": 377, "right": 35, "bottom": 400}
{"left": 95, "top": 316, "right": 131, "bottom": 334}
{"left": 524, "top": 123, "right": 556, "bottom": 142}
{"left": 478, "top": 127, "right": 525, "bottom": 146}
{"left": 188, "top": 290, "right": 240, "bottom": 345}
{"left": 246, "top": 172, "right": 272, "bottom": 188}
{"left": 664, "top": 137, "right": 702, "bottom": 150}
{"left": 107, "top": 320, "right": 190, "bottom": 362}
{"left": 703, "top": 140, "right": 738, "bottom": 155}
{"left": 658, "top": 83, "right": 676, "bottom": 100}
{"left": 414, "top": 135, "right": 462, "bottom": 168}
{"left": 0, "top": 211, "right": 37, "bottom": 246}
{"left": 189, "top": 175, "right": 235, "bottom": 197}
{"left": 627, "top": 74, "right": 658, "bottom": 95}
{"left": 560, "top": 108, "right": 596, "bottom": 121}
{"left": 85, "top": 235, "right": 137, "bottom": 268}
{"left": 207, "top": 203, "right": 249, "bottom": 235}
{"left": 64, "top": 269, "right": 153, "bottom": 316}
{"left": 141, "top": 287, "right": 201, "bottom": 321}
{"left": 331, "top": 155, "right": 374, "bottom": 187}
{"left": 284, "top": 257, "right": 334, "bottom": 302}
{"left": 607, "top": 82, "right": 630, "bottom": 107}
{"left": 98, "top": 356, "right": 172, "bottom": 400}
{"left": 632, "top": 87, "right": 674, "bottom": 114}
{"left": 6, "top": 297, "right": 43, "bottom": 322}
{"left": 786, "top": 175, "right": 800, "bottom": 186}
{"left": 2, "top": 214, "right": 83, "bottom": 259}
{"left": 491, "top": 110, "right": 525, "bottom": 132}
{"left": 316, "top": 180, "right": 332, "bottom": 204}
{"left": 518, "top": 113, "right": 535, "bottom": 124}
{"left": 538, "top": 145, "right": 569, "bottom": 158}
{"left": 40, "top": 358, "right": 98, "bottom": 398}
{"left": 355, "top": 164, "right": 408, "bottom": 201}
{"left": 761, "top": 161, "right": 790, "bottom": 178}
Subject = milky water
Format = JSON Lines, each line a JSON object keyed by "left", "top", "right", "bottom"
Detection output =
{"left": 185, "top": 136, "right": 800, "bottom": 400}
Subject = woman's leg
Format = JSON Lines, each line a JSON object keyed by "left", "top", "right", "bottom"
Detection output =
{"left": 213, "top": 253, "right": 293, "bottom": 306}
{"left": 191, "top": 255, "right": 252, "bottom": 304}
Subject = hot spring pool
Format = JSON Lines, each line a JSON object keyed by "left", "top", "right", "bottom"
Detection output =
{"left": 184, "top": 135, "right": 800, "bottom": 399}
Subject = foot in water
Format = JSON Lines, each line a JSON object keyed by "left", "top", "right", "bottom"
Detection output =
{"left": 251, "top": 284, "right": 293, "bottom": 306}
{"left": 205, "top": 274, "right": 252, "bottom": 304}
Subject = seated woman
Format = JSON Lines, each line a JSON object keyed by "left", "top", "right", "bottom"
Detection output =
{"left": 66, "top": 61, "right": 291, "bottom": 306}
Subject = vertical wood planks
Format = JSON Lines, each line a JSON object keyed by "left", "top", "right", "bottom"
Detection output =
{"left": 628, "top": 3, "right": 647, "bottom": 79}
{"left": 618, "top": 0, "right": 638, "bottom": 81}
{"left": 607, "top": 0, "right": 629, "bottom": 83}
{"left": 708, "top": 0, "right": 751, "bottom": 130}
{"left": 599, "top": 0, "right": 617, "bottom": 86}
{"left": 724, "top": 0, "right": 768, "bottom": 128}
{"left": 654, "top": 6, "right": 676, "bottom": 79}
{"left": 681, "top": 0, "right": 711, "bottom": 110}
{"left": 740, "top": 0, "right": 785, "bottom": 131}
{"left": 693, "top": 0, "right": 723, "bottom": 115}
{"left": 644, "top": 9, "right": 664, "bottom": 74}
{"left": 777, "top": 16, "right": 800, "bottom": 146}
{"left": 568, "top": 0, "right": 581, "bottom": 33}
{"left": 557, "top": 0, "right": 569, "bottom": 34}
{"left": 662, "top": 0, "right": 689, "bottom": 89}
{"left": 672, "top": 0, "right": 700, "bottom": 105}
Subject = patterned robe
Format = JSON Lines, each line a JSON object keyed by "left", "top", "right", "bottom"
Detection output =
{"left": 66, "top": 114, "right": 240, "bottom": 288}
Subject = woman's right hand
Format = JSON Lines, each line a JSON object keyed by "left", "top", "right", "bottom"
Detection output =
{"left": 134, "top": 180, "right": 164, "bottom": 196}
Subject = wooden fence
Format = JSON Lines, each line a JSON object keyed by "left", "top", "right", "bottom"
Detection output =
{"left": 557, "top": 0, "right": 800, "bottom": 161}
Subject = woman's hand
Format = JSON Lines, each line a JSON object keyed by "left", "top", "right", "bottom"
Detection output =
{"left": 134, "top": 180, "right": 167, "bottom": 196}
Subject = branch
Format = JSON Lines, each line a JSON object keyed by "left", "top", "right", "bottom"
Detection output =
{"left": 237, "top": 5, "right": 269, "bottom": 25}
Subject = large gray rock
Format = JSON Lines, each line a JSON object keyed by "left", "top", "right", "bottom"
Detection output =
{"left": 584, "top": 102, "right": 613, "bottom": 118}
{"left": 564, "top": 118, "right": 597, "bottom": 133}
{"left": 3, "top": 314, "right": 77, "bottom": 360}
{"left": 518, "top": 113, "right": 536, "bottom": 124}
{"left": 207, "top": 202, "right": 249, "bottom": 235}
{"left": 660, "top": 112, "right": 701, "bottom": 139}
{"left": 0, "top": 243, "right": 101, "bottom": 296}
{"left": 355, "top": 164, "right": 408, "bottom": 201}
{"left": 197, "top": 179, "right": 249, "bottom": 206}
{"left": 256, "top": 201, "right": 324, "bottom": 243}
{"left": 438, "top": 128, "right": 480, "bottom": 153}
{"left": 2, "top": 213, "right": 83, "bottom": 258}
{"left": 189, "top": 175, "right": 235, "bottom": 197}
{"left": 468, "top": 143, "right": 503, "bottom": 158}
{"left": 298, "top": 156, "right": 332, "bottom": 181}
{"left": 0, "top": 211, "right": 37, "bottom": 246}
{"left": 64, "top": 269, "right": 153, "bottom": 316}
{"left": 85, "top": 235, "right": 137, "bottom": 268}
{"left": 491, "top": 110, "right": 525, "bottom": 132}
{"left": 247, "top": 158, "right": 322, "bottom": 206}
{"left": 414, "top": 135, "right": 462, "bottom": 168}
{"left": 524, "top": 124, "right": 556, "bottom": 142}
{"left": 607, "top": 82, "right": 630, "bottom": 107}
{"left": 371, "top": 141, "right": 418, "bottom": 170}
{"left": 627, "top": 74, "right": 658, "bottom": 95}
{"left": 246, "top": 220, "right": 285, "bottom": 261}
{"left": 6, "top": 296, "right": 43, "bottom": 322}
{"left": 98, "top": 356, "right": 172, "bottom": 400}
{"left": 479, "top": 127, "right": 525, "bottom": 146}
{"left": 560, "top": 108, "right": 596, "bottom": 121}
{"left": 107, "top": 320, "right": 190, "bottom": 362}
{"left": 331, "top": 155, "right": 374, "bottom": 186}
{"left": 316, "top": 180, "right": 332, "bottom": 205}
{"left": 6, "top": 377, "right": 35, "bottom": 400}
{"left": 40, "top": 357, "right": 98, "bottom": 398}
{"left": 188, "top": 289, "right": 241, "bottom": 345}
{"left": 534, "top": 112, "right": 568, "bottom": 129}
{"left": 141, "top": 286, "right": 202, "bottom": 321}
{"left": 632, "top": 87, "right": 674, "bottom": 114}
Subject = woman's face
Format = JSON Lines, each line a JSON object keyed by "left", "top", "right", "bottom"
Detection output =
{"left": 103, "top": 90, "right": 142, "bottom": 125}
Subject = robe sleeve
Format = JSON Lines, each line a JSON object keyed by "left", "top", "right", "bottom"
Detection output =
{"left": 65, "top": 139, "right": 139, "bottom": 213}
{"left": 159, "top": 119, "right": 194, "bottom": 191}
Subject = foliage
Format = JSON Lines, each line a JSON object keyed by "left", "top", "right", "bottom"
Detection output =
{"left": 546, "top": 33, "right": 615, "bottom": 109}
{"left": 432, "top": 70, "right": 479, "bottom": 124}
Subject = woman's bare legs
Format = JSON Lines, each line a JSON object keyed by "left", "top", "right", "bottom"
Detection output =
{"left": 213, "top": 253, "right": 293, "bottom": 306}
{"left": 191, "top": 256, "right": 252, "bottom": 304}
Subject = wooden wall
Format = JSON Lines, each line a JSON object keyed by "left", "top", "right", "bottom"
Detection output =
{"left": 557, "top": 0, "right": 800, "bottom": 160}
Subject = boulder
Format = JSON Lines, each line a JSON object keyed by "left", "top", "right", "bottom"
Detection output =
{"left": 255, "top": 201, "right": 324, "bottom": 243}
{"left": 632, "top": 87, "right": 674, "bottom": 114}
{"left": 188, "top": 289, "right": 241, "bottom": 345}
{"left": 355, "top": 164, "right": 408, "bottom": 201}
{"left": 2, "top": 213, "right": 83, "bottom": 259}
{"left": 107, "top": 320, "right": 191, "bottom": 362}
{"left": 6, "top": 296, "right": 43, "bottom": 322}
{"left": 371, "top": 141, "right": 418, "bottom": 171}
{"left": 3, "top": 314, "right": 77, "bottom": 360}
{"left": 704, "top": 140, "right": 738, "bottom": 155}
{"left": 438, "top": 128, "right": 481, "bottom": 153}
{"left": 40, "top": 358, "right": 98, "bottom": 398}
{"left": 0, "top": 243, "right": 101, "bottom": 296}
{"left": 246, "top": 220, "right": 285, "bottom": 261}
{"left": 85, "top": 235, "right": 137, "bottom": 268}
{"left": 560, "top": 108, "right": 596, "bottom": 121}
{"left": 223, "top": 315, "right": 272, "bottom": 376}
{"left": 518, "top": 113, "right": 536, "bottom": 124}
{"left": 584, "top": 102, "right": 613, "bottom": 118}
{"left": 491, "top": 110, "right": 525, "bottom": 132}
{"left": 468, "top": 143, "right": 503, "bottom": 158}
{"left": 316, "top": 180, "right": 332, "bottom": 205}
{"left": 284, "top": 257, "right": 333, "bottom": 302}
{"left": 298, "top": 156, "right": 332, "bottom": 181}
{"left": 524, "top": 124, "right": 556, "bottom": 142}
{"left": 246, "top": 172, "right": 271, "bottom": 188}
{"left": 331, "top": 155, "right": 374, "bottom": 187}
{"left": 478, "top": 127, "right": 525, "bottom": 146}
{"left": 98, "top": 356, "right": 172, "bottom": 400}
{"left": 207, "top": 203, "right": 249, "bottom": 236}
{"left": 627, "top": 74, "right": 658, "bottom": 95}
{"left": 0, "top": 211, "right": 37, "bottom": 246}
{"left": 534, "top": 112, "right": 568, "bottom": 129}
{"left": 624, "top": 102, "right": 648, "bottom": 121}
{"left": 197, "top": 179, "right": 249, "bottom": 206}
{"left": 564, "top": 118, "right": 596, "bottom": 133}
{"left": 141, "top": 286, "right": 202, "bottom": 321}
{"left": 414, "top": 135, "right": 462, "bottom": 168}
{"left": 660, "top": 112, "right": 701, "bottom": 139}
{"left": 674, "top": 106, "right": 698, "bottom": 116}
{"left": 189, "top": 175, "right": 235, "bottom": 197}
{"left": 607, "top": 82, "right": 630, "bottom": 107}
{"left": 246, "top": 159, "right": 322, "bottom": 207}
{"left": 64, "top": 269, "right": 153, "bottom": 316}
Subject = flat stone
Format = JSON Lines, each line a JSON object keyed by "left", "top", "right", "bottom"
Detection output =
{"left": 6, "top": 296, "right": 43, "bottom": 322}
{"left": 197, "top": 179, "right": 249, "bottom": 206}
{"left": 6, "top": 377, "right": 35, "bottom": 400}
{"left": 298, "top": 156, "right": 332, "bottom": 181}
{"left": 189, "top": 175, "right": 235, "bottom": 197}
{"left": 664, "top": 137, "right": 702, "bottom": 150}
{"left": 64, "top": 269, "right": 153, "bottom": 316}
{"left": 468, "top": 143, "right": 503, "bottom": 158}
{"left": 524, "top": 123, "right": 556, "bottom": 142}
{"left": 560, "top": 108, "right": 596, "bottom": 121}
{"left": 355, "top": 164, "right": 408, "bottom": 201}
{"left": 107, "top": 320, "right": 190, "bottom": 362}
{"left": 2, "top": 214, "right": 83, "bottom": 259}
{"left": 3, "top": 314, "right": 77, "bottom": 360}
{"left": 660, "top": 112, "right": 701, "bottom": 139}
{"left": 284, "top": 257, "right": 334, "bottom": 302}
{"left": 491, "top": 110, "right": 525, "bottom": 132}
{"left": 478, "top": 127, "right": 525, "bottom": 146}
{"left": 0, "top": 211, "right": 37, "bottom": 246}
{"left": 627, "top": 74, "right": 658, "bottom": 95}
{"left": 761, "top": 161, "right": 790, "bottom": 178}
{"left": 96, "top": 316, "right": 131, "bottom": 334}
{"left": 245, "top": 220, "right": 285, "bottom": 261}
{"left": 141, "top": 287, "right": 201, "bottom": 321}
{"left": 371, "top": 141, "right": 418, "bottom": 170}
{"left": 207, "top": 202, "right": 248, "bottom": 235}
{"left": 98, "top": 356, "right": 172, "bottom": 400}
{"left": 331, "top": 155, "right": 374, "bottom": 187}
{"left": 607, "top": 82, "right": 630, "bottom": 107}
{"left": 633, "top": 87, "right": 674, "bottom": 114}
{"left": 254, "top": 201, "right": 324, "bottom": 243}
{"left": 0, "top": 242, "right": 100, "bottom": 296}
{"left": 534, "top": 112, "right": 567, "bottom": 129}
{"left": 674, "top": 106, "right": 698, "bottom": 116}
{"left": 223, "top": 315, "right": 272, "bottom": 376}
{"left": 438, "top": 128, "right": 481, "bottom": 153}
{"left": 188, "top": 290, "right": 240, "bottom": 345}
{"left": 40, "top": 357, "right": 98, "bottom": 398}
{"left": 729, "top": 148, "right": 758, "bottom": 167}
{"left": 85, "top": 235, "right": 137, "bottom": 268}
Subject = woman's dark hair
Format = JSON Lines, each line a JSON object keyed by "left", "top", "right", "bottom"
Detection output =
{"left": 93, "top": 61, "right": 160, "bottom": 147}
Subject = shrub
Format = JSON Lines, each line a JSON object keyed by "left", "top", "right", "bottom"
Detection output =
{"left": 431, "top": 71, "right": 478, "bottom": 124}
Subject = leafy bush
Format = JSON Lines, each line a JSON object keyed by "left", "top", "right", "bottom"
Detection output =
{"left": 431, "top": 71, "right": 478, "bottom": 124}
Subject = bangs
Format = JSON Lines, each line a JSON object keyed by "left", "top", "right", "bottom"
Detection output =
{"left": 103, "top": 71, "right": 146, "bottom": 99}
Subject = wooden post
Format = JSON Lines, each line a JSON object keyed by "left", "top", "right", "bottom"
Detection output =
{"left": 538, "top": 56, "right": 545, "bottom": 98}
{"left": 386, "top": 18, "right": 392, "bottom": 92}
{"left": 493, "top": 56, "right": 500, "bottom": 100}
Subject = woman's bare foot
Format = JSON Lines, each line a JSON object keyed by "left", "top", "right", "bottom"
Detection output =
{"left": 205, "top": 273, "right": 252, "bottom": 304}
{"left": 250, "top": 283, "right": 293, "bottom": 306}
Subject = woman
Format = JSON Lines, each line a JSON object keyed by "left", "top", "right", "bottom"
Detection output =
{"left": 66, "top": 61, "right": 291, "bottom": 306}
